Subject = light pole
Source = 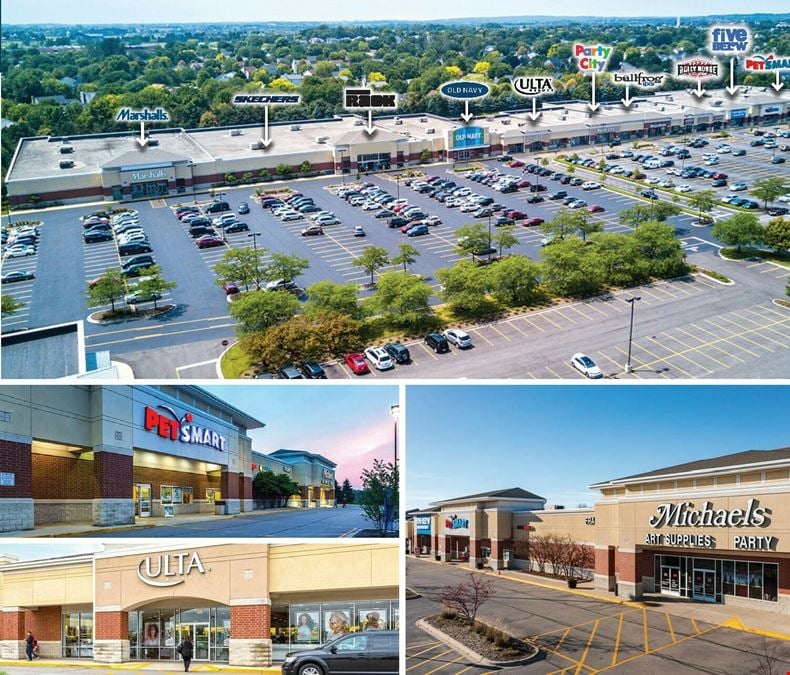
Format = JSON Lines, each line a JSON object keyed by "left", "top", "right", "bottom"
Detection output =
{"left": 390, "top": 404, "right": 400, "bottom": 465}
{"left": 396, "top": 174, "right": 400, "bottom": 200}
{"left": 624, "top": 296, "right": 641, "bottom": 374}
{"left": 487, "top": 212, "right": 493, "bottom": 263}
{"left": 382, "top": 403, "right": 400, "bottom": 536}
{"left": 248, "top": 232, "right": 262, "bottom": 290}
{"left": 338, "top": 148, "right": 346, "bottom": 185}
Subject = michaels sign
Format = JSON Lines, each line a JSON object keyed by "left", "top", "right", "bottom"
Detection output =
{"left": 648, "top": 499, "right": 770, "bottom": 528}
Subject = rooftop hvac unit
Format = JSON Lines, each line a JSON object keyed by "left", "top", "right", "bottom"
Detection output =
{"left": 316, "top": 136, "right": 329, "bottom": 143}
{"left": 419, "top": 117, "right": 428, "bottom": 122}
{"left": 354, "top": 119, "right": 364, "bottom": 126}
{"left": 230, "top": 129, "right": 242, "bottom": 136}
{"left": 59, "top": 145, "right": 74, "bottom": 154}
{"left": 712, "top": 100, "right": 722, "bottom": 107}
{"left": 502, "top": 119, "right": 511, "bottom": 125}
{"left": 666, "top": 96, "right": 674, "bottom": 101}
{"left": 425, "top": 128, "right": 435, "bottom": 134}
{"left": 289, "top": 124, "right": 301, "bottom": 131}
{"left": 395, "top": 119, "right": 403, "bottom": 125}
{"left": 659, "top": 106, "right": 665, "bottom": 111}
{"left": 59, "top": 160, "right": 74, "bottom": 169}
{"left": 250, "top": 141, "right": 261, "bottom": 150}
{"left": 148, "top": 139, "right": 160, "bottom": 146}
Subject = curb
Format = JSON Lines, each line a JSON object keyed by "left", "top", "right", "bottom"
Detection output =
{"left": 694, "top": 271, "right": 734, "bottom": 286}
{"left": 216, "top": 339, "right": 240, "bottom": 379}
{"left": 772, "top": 298, "right": 790, "bottom": 309}
{"left": 0, "top": 659, "right": 280, "bottom": 673}
{"left": 415, "top": 617, "right": 541, "bottom": 668}
{"left": 721, "top": 616, "right": 790, "bottom": 642}
{"left": 85, "top": 304, "right": 177, "bottom": 325}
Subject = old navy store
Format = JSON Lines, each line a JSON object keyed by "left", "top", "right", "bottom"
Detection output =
{"left": 0, "top": 543, "right": 399, "bottom": 666}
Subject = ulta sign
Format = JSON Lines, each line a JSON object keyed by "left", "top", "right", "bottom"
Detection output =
{"left": 137, "top": 551, "right": 206, "bottom": 587}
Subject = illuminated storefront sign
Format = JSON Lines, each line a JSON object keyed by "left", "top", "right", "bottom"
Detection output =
{"left": 137, "top": 551, "right": 206, "bottom": 587}
{"left": 143, "top": 405, "right": 227, "bottom": 452}
{"left": 415, "top": 516, "right": 432, "bottom": 534}
{"left": 648, "top": 499, "right": 770, "bottom": 528}
{"left": 452, "top": 126, "right": 484, "bottom": 149}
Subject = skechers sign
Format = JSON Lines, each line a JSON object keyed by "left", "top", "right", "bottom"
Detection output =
{"left": 574, "top": 43, "right": 613, "bottom": 72}
{"left": 115, "top": 108, "right": 170, "bottom": 122}
{"left": 452, "top": 126, "right": 484, "bottom": 149}
{"left": 744, "top": 54, "right": 790, "bottom": 73}
{"left": 137, "top": 551, "right": 206, "bottom": 588}
{"left": 440, "top": 81, "right": 490, "bottom": 100}
{"left": 232, "top": 93, "right": 302, "bottom": 105}
{"left": 144, "top": 405, "right": 227, "bottom": 452}
{"left": 708, "top": 25, "right": 751, "bottom": 54}
{"left": 511, "top": 77, "right": 555, "bottom": 97}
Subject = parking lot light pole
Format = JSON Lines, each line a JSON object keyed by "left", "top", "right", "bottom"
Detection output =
{"left": 625, "top": 296, "right": 641, "bottom": 374}
{"left": 390, "top": 403, "right": 400, "bottom": 466}
{"left": 248, "top": 232, "right": 262, "bottom": 290}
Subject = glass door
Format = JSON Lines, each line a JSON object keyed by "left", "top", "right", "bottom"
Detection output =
{"left": 175, "top": 622, "right": 210, "bottom": 661}
{"left": 134, "top": 484, "right": 152, "bottom": 517}
{"left": 660, "top": 565, "right": 681, "bottom": 595}
{"left": 693, "top": 569, "right": 717, "bottom": 602}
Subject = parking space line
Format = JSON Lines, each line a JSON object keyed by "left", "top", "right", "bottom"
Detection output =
{"left": 469, "top": 328, "right": 493, "bottom": 346}
{"left": 613, "top": 346, "right": 646, "bottom": 378}
{"left": 574, "top": 619, "right": 600, "bottom": 675}
{"left": 537, "top": 312, "right": 564, "bottom": 330}
{"left": 504, "top": 318, "right": 528, "bottom": 337}
{"left": 488, "top": 324, "right": 512, "bottom": 342}
{"left": 406, "top": 643, "right": 447, "bottom": 660}
{"left": 336, "top": 363, "right": 353, "bottom": 379}
{"left": 406, "top": 641, "right": 441, "bottom": 651}
{"left": 406, "top": 648, "right": 455, "bottom": 671}
{"left": 642, "top": 608, "right": 649, "bottom": 653}
{"left": 596, "top": 351, "right": 623, "bottom": 374}
{"left": 555, "top": 626, "right": 572, "bottom": 650}
{"left": 545, "top": 366, "right": 565, "bottom": 379}
{"left": 688, "top": 322, "right": 747, "bottom": 363}
{"left": 641, "top": 337, "right": 696, "bottom": 378}
{"left": 424, "top": 655, "right": 465, "bottom": 675}
{"left": 627, "top": 340, "right": 672, "bottom": 379}
{"left": 729, "top": 311, "right": 790, "bottom": 347}
{"left": 521, "top": 316, "right": 546, "bottom": 333}
{"left": 703, "top": 318, "right": 765, "bottom": 355}
{"left": 691, "top": 618, "right": 700, "bottom": 635}
{"left": 580, "top": 301, "right": 610, "bottom": 318}
{"left": 658, "top": 332, "right": 715, "bottom": 374}
{"left": 673, "top": 327, "right": 731, "bottom": 368}
{"left": 454, "top": 665, "right": 475, "bottom": 675}
{"left": 611, "top": 612, "right": 624, "bottom": 667}
{"left": 419, "top": 343, "right": 439, "bottom": 360}
{"left": 553, "top": 308, "right": 578, "bottom": 325}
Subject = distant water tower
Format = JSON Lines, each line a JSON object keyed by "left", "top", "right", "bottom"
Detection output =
{"left": 676, "top": 16, "right": 681, "bottom": 28}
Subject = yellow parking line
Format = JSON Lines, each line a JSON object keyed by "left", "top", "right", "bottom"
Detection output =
{"left": 454, "top": 666, "right": 475, "bottom": 675}
{"left": 688, "top": 322, "right": 747, "bottom": 362}
{"left": 539, "top": 312, "right": 564, "bottom": 330}
{"left": 488, "top": 324, "right": 512, "bottom": 341}
{"left": 744, "top": 304, "right": 790, "bottom": 321}
{"left": 673, "top": 327, "right": 730, "bottom": 368}
{"left": 419, "top": 343, "right": 439, "bottom": 360}
{"left": 611, "top": 613, "right": 624, "bottom": 667}
{"left": 636, "top": 287, "right": 665, "bottom": 303}
{"left": 406, "top": 647, "right": 453, "bottom": 668}
{"left": 574, "top": 619, "right": 600, "bottom": 675}
{"left": 596, "top": 351, "right": 623, "bottom": 373}
{"left": 665, "top": 612, "right": 676, "bottom": 643}
{"left": 336, "top": 363, "right": 353, "bottom": 380}
{"left": 642, "top": 336, "right": 695, "bottom": 378}
{"left": 554, "top": 308, "right": 578, "bottom": 325}
{"left": 567, "top": 304, "right": 596, "bottom": 321}
{"left": 613, "top": 346, "right": 644, "bottom": 378}
{"left": 643, "top": 608, "right": 649, "bottom": 653}
{"left": 555, "top": 626, "right": 572, "bottom": 649}
{"left": 626, "top": 340, "right": 671, "bottom": 379}
{"left": 582, "top": 301, "right": 610, "bottom": 318}
{"left": 691, "top": 618, "right": 700, "bottom": 635}
{"left": 424, "top": 655, "right": 465, "bottom": 675}
{"left": 703, "top": 318, "right": 763, "bottom": 355}
{"left": 407, "top": 641, "right": 441, "bottom": 651}
{"left": 658, "top": 331, "right": 714, "bottom": 374}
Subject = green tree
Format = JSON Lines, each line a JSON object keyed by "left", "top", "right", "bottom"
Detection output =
{"left": 263, "top": 252, "right": 309, "bottom": 284}
{"left": 455, "top": 222, "right": 491, "bottom": 259}
{"left": 436, "top": 260, "right": 490, "bottom": 317}
{"left": 589, "top": 232, "right": 645, "bottom": 287}
{"left": 713, "top": 213, "right": 765, "bottom": 253}
{"left": 486, "top": 255, "right": 542, "bottom": 307}
{"left": 214, "top": 247, "right": 267, "bottom": 291}
{"left": 359, "top": 458, "right": 399, "bottom": 536}
{"left": 368, "top": 271, "right": 434, "bottom": 330}
{"left": 541, "top": 237, "right": 604, "bottom": 297}
{"left": 229, "top": 290, "right": 300, "bottom": 335}
{"left": 391, "top": 243, "right": 420, "bottom": 272}
{"left": 687, "top": 189, "right": 718, "bottom": 224}
{"left": 492, "top": 225, "right": 519, "bottom": 256}
{"left": 252, "top": 469, "right": 300, "bottom": 504}
{"left": 341, "top": 478, "right": 354, "bottom": 504}
{"left": 619, "top": 202, "right": 680, "bottom": 228}
{"left": 300, "top": 160, "right": 312, "bottom": 174}
{"left": 749, "top": 177, "right": 789, "bottom": 210}
{"left": 305, "top": 281, "right": 364, "bottom": 319}
{"left": 763, "top": 217, "right": 790, "bottom": 254}
{"left": 276, "top": 163, "right": 291, "bottom": 176}
{"left": 269, "top": 77, "right": 298, "bottom": 91}
{"left": 574, "top": 212, "right": 603, "bottom": 242}
{"left": 132, "top": 266, "right": 176, "bottom": 310}
{"left": 542, "top": 208, "right": 581, "bottom": 241}
{"left": 419, "top": 148, "right": 431, "bottom": 163}
{"left": 352, "top": 246, "right": 390, "bottom": 286}
{"left": 630, "top": 221, "right": 689, "bottom": 278}
{"left": 86, "top": 267, "right": 125, "bottom": 312}
{"left": 1, "top": 294, "right": 23, "bottom": 317}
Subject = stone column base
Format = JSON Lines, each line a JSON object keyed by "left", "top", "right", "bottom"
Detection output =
{"left": 469, "top": 557, "right": 482, "bottom": 569}
{"left": 0, "top": 640, "right": 26, "bottom": 660}
{"left": 241, "top": 499, "right": 254, "bottom": 513}
{"left": 616, "top": 580, "right": 643, "bottom": 601}
{"left": 92, "top": 499, "right": 134, "bottom": 527}
{"left": 490, "top": 558, "right": 504, "bottom": 570}
{"left": 595, "top": 573, "right": 616, "bottom": 592}
{"left": 0, "top": 498, "right": 34, "bottom": 532}
{"left": 224, "top": 498, "right": 241, "bottom": 515}
{"left": 36, "top": 641, "right": 61, "bottom": 659}
{"left": 440, "top": 552, "right": 451, "bottom": 562}
{"left": 229, "top": 638, "right": 272, "bottom": 666}
{"left": 93, "top": 639, "right": 130, "bottom": 663}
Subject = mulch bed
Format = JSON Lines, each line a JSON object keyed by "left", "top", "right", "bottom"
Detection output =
{"left": 425, "top": 615, "right": 534, "bottom": 662}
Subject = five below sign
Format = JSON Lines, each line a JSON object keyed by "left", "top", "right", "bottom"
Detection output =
{"left": 137, "top": 551, "right": 206, "bottom": 587}
{"left": 144, "top": 405, "right": 227, "bottom": 451}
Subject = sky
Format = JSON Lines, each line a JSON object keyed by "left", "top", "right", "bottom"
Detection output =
{"left": 0, "top": 0, "right": 779, "bottom": 24}
{"left": 203, "top": 384, "right": 398, "bottom": 488}
{"left": 405, "top": 384, "right": 790, "bottom": 511}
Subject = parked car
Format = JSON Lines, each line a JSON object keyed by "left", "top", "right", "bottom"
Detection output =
{"left": 300, "top": 361, "right": 327, "bottom": 379}
{"left": 125, "top": 289, "right": 162, "bottom": 305}
{"left": 581, "top": 181, "right": 601, "bottom": 190}
{"left": 278, "top": 366, "right": 304, "bottom": 380}
{"left": 190, "top": 226, "right": 215, "bottom": 238}
{"left": 205, "top": 200, "right": 230, "bottom": 213}
{"left": 83, "top": 230, "right": 114, "bottom": 243}
{"left": 443, "top": 328, "right": 472, "bottom": 349}
{"left": 640, "top": 190, "right": 659, "bottom": 200}
{"left": 588, "top": 205, "right": 605, "bottom": 213}
{"left": 571, "top": 353, "right": 603, "bottom": 379}
{"left": 353, "top": 226, "right": 366, "bottom": 237}
{"left": 406, "top": 224, "right": 429, "bottom": 237}
{"left": 222, "top": 281, "right": 240, "bottom": 295}
{"left": 523, "top": 217, "right": 544, "bottom": 227}
{"left": 4, "top": 245, "right": 36, "bottom": 258}
{"left": 196, "top": 235, "right": 225, "bottom": 249}
{"left": 1, "top": 270, "right": 35, "bottom": 284}
{"left": 281, "top": 631, "right": 399, "bottom": 675}
{"left": 364, "top": 346, "right": 394, "bottom": 371}
{"left": 344, "top": 352, "right": 370, "bottom": 375}
{"left": 424, "top": 333, "right": 450, "bottom": 353}
{"left": 383, "top": 342, "right": 411, "bottom": 364}
{"left": 121, "top": 262, "right": 155, "bottom": 278}
{"left": 301, "top": 225, "right": 324, "bottom": 237}
{"left": 237, "top": 202, "right": 250, "bottom": 214}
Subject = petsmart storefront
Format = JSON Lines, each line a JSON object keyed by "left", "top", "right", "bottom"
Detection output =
{"left": 0, "top": 543, "right": 399, "bottom": 665}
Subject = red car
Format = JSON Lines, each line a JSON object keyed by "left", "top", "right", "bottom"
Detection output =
{"left": 506, "top": 210, "right": 527, "bottom": 220}
{"left": 344, "top": 352, "right": 370, "bottom": 375}
{"left": 517, "top": 180, "right": 531, "bottom": 188}
{"left": 588, "top": 205, "right": 606, "bottom": 213}
{"left": 196, "top": 235, "right": 225, "bottom": 249}
{"left": 523, "top": 217, "right": 544, "bottom": 227}
{"left": 508, "top": 159, "right": 525, "bottom": 167}
{"left": 222, "top": 282, "right": 240, "bottom": 295}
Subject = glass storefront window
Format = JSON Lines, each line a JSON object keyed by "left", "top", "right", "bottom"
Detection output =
{"left": 62, "top": 612, "right": 93, "bottom": 658}
{"left": 749, "top": 563, "right": 764, "bottom": 600}
{"left": 141, "top": 610, "right": 162, "bottom": 659}
{"left": 722, "top": 561, "right": 734, "bottom": 596}
{"left": 392, "top": 603, "right": 400, "bottom": 631}
{"left": 764, "top": 564, "right": 778, "bottom": 602}
{"left": 160, "top": 610, "right": 176, "bottom": 659}
{"left": 161, "top": 486, "right": 173, "bottom": 503}
{"left": 735, "top": 561, "right": 749, "bottom": 598}
{"left": 271, "top": 607, "right": 291, "bottom": 644}
{"left": 128, "top": 612, "right": 139, "bottom": 660}
{"left": 322, "top": 603, "right": 355, "bottom": 643}
{"left": 356, "top": 602, "right": 388, "bottom": 631}
{"left": 212, "top": 607, "right": 231, "bottom": 662}
{"left": 79, "top": 614, "right": 93, "bottom": 657}
{"left": 182, "top": 488, "right": 193, "bottom": 505}
{"left": 173, "top": 487, "right": 183, "bottom": 503}
{"left": 291, "top": 605, "right": 321, "bottom": 644}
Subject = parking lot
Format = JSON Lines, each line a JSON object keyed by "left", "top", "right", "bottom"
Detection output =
{"left": 406, "top": 558, "right": 790, "bottom": 674}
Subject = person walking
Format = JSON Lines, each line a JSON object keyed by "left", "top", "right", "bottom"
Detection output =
{"left": 177, "top": 634, "right": 193, "bottom": 672}
{"left": 25, "top": 631, "right": 39, "bottom": 661}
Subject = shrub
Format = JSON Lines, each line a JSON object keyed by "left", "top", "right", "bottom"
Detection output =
{"left": 440, "top": 607, "right": 458, "bottom": 620}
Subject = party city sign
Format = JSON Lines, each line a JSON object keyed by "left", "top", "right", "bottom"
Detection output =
{"left": 574, "top": 43, "right": 613, "bottom": 73}
{"left": 744, "top": 54, "right": 790, "bottom": 73}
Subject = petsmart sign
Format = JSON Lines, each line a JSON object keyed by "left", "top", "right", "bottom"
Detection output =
{"left": 452, "top": 126, "right": 485, "bottom": 149}
{"left": 143, "top": 405, "right": 227, "bottom": 452}
{"left": 415, "top": 516, "right": 432, "bottom": 534}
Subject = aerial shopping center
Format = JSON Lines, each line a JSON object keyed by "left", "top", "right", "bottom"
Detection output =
{"left": 407, "top": 447, "right": 790, "bottom": 614}
{"left": 4, "top": 86, "right": 788, "bottom": 207}
{"left": 0, "top": 384, "right": 337, "bottom": 533}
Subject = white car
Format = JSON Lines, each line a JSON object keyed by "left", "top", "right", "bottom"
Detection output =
{"left": 4, "top": 245, "right": 36, "bottom": 258}
{"left": 704, "top": 157, "right": 719, "bottom": 166}
{"left": 610, "top": 166, "right": 625, "bottom": 174}
{"left": 571, "top": 353, "right": 603, "bottom": 379}
{"left": 125, "top": 290, "right": 162, "bottom": 305}
{"left": 11, "top": 226, "right": 39, "bottom": 238}
{"left": 569, "top": 199, "right": 587, "bottom": 209}
{"left": 443, "top": 328, "right": 472, "bottom": 348}
{"left": 675, "top": 185, "right": 693, "bottom": 193}
{"left": 281, "top": 212, "right": 304, "bottom": 222}
{"left": 453, "top": 187, "right": 472, "bottom": 197}
{"left": 581, "top": 181, "right": 601, "bottom": 190}
{"left": 364, "top": 346, "right": 394, "bottom": 370}
{"left": 645, "top": 178, "right": 661, "bottom": 185}
{"left": 459, "top": 202, "right": 478, "bottom": 213}
{"left": 315, "top": 216, "right": 339, "bottom": 225}
{"left": 362, "top": 201, "right": 379, "bottom": 211}
{"left": 310, "top": 211, "right": 335, "bottom": 221}
{"left": 777, "top": 194, "right": 790, "bottom": 204}
{"left": 213, "top": 214, "right": 237, "bottom": 226}
{"left": 423, "top": 215, "right": 442, "bottom": 226}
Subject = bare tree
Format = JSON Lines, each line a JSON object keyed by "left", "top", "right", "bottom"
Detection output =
{"left": 748, "top": 637, "right": 784, "bottom": 675}
{"left": 440, "top": 573, "right": 496, "bottom": 625}
{"left": 527, "top": 534, "right": 550, "bottom": 574}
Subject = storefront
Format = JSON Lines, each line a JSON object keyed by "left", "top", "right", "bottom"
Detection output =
{"left": 251, "top": 449, "right": 336, "bottom": 508}
{"left": 409, "top": 448, "right": 789, "bottom": 613}
{"left": 0, "top": 543, "right": 399, "bottom": 666}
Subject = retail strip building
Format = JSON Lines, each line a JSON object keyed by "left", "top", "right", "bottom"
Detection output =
{"left": 5, "top": 87, "right": 788, "bottom": 206}
{"left": 0, "top": 385, "right": 335, "bottom": 533}
{"left": 407, "top": 448, "right": 789, "bottom": 614}
{"left": 0, "top": 543, "right": 398, "bottom": 666}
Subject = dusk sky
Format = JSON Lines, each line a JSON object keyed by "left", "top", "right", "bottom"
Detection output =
{"left": 406, "top": 384, "right": 790, "bottom": 511}
{"left": 0, "top": 0, "right": 775, "bottom": 24}
{"left": 203, "top": 385, "right": 398, "bottom": 488}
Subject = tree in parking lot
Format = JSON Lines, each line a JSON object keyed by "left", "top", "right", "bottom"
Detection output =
{"left": 750, "top": 177, "right": 789, "bottom": 210}
{"left": 214, "top": 247, "right": 267, "bottom": 291}
{"left": 252, "top": 469, "right": 300, "bottom": 504}
{"left": 486, "top": 255, "right": 542, "bottom": 307}
{"left": 630, "top": 221, "right": 689, "bottom": 279}
{"left": 262, "top": 252, "right": 310, "bottom": 285}
{"left": 391, "top": 243, "right": 421, "bottom": 273}
{"left": 359, "top": 458, "right": 399, "bottom": 536}
{"left": 455, "top": 223, "right": 491, "bottom": 260}
{"left": 687, "top": 189, "right": 718, "bottom": 224}
{"left": 489, "top": 225, "right": 517, "bottom": 258}
{"left": 86, "top": 267, "right": 125, "bottom": 313}
{"left": 712, "top": 213, "right": 765, "bottom": 253}
{"left": 541, "top": 208, "right": 582, "bottom": 241}
{"left": 763, "top": 217, "right": 790, "bottom": 254}
{"left": 230, "top": 290, "right": 300, "bottom": 336}
{"left": 341, "top": 478, "right": 355, "bottom": 504}
{"left": 132, "top": 266, "right": 176, "bottom": 310}
{"left": 1, "top": 294, "right": 23, "bottom": 317}
{"left": 305, "top": 281, "right": 365, "bottom": 319}
{"left": 540, "top": 237, "right": 604, "bottom": 298}
{"left": 440, "top": 573, "right": 495, "bottom": 625}
{"left": 368, "top": 271, "right": 434, "bottom": 331}
{"left": 589, "top": 232, "right": 645, "bottom": 288}
{"left": 352, "top": 246, "right": 390, "bottom": 286}
{"left": 619, "top": 203, "right": 680, "bottom": 229}
{"left": 436, "top": 260, "right": 491, "bottom": 317}
{"left": 574, "top": 212, "right": 603, "bottom": 242}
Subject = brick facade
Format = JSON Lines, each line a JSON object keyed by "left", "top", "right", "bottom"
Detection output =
{"left": 32, "top": 453, "right": 93, "bottom": 500}
{"left": 0, "top": 611, "right": 26, "bottom": 641}
{"left": 240, "top": 475, "right": 252, "bottom": 502}
{"left": 93, "top": 453, "right": 134, "bottom": 499}
{"left": 0, "top": 439, "right": 32, "bottom": 498}
{"left": 615, "top": 549, "right": 639, "bottom": 583}
{"left": 230, "top": 605, "right": 271, "bottom": 639}
{"left": 95, "top": 611, "right": 128, "bottom": 640}
{"left": 25, "top": 606, "right": 61, "bottom": 641}
{"left": 133, "top": 465, "right": 220, "bottom": 501}
{"left": 221, "top": 471, "right": 240, "bottom": 500}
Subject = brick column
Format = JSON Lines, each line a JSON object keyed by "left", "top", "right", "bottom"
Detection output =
{"left": 92, "top": 449, "right": 134, "bottom": 527}
{"left": 439, "top": 535, "right": 452, "bottom": 562}
{"left": 26, "top": 606, "right": 61, "bottom": 659}
{"left": 240, "top": 474, "right": 253, "bottom": 513}
{"left": 469, "top": 539, "right": 482, "bottom": 569}
{"left": 229, "top": 601, "right": 272, "bottom": 666}
{"left": 221, "top": 471, "right": 241, "bottom": 515}
{"left": 0, "top": 608, "right": 27, "bottom": 659}
{"left": 0, "top": 434, "right": 34, "bottom": 532}
{"left": 490, "top": 539, "right": 504, "bottom": 571}
{"left": 94, "top": 610, "right": 129, "bottom": 663}
{"left": 432, "top": 531, "right": 439, "bottom": 560}
{"left": 615, "top": 548, "right": 643, "bottom": 600}
{"left": 595, "top": 545, "right": 616, "bottom": 592}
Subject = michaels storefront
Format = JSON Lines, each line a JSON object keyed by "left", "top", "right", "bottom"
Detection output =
{"left": 0, "top": 543, "right": 399, "bottom": 666}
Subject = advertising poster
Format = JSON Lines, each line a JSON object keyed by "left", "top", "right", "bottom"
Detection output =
{"left": 143, "top": 622, "right": 160, "bottom": 646}
{"left": 323, "top": 606, "right": 353, "bottom": 641}
{"left": 361, "top": 607, "right": 387, "bottom": 630}
{"left": 292, "top": 608, "right": 320, "bottom": 643}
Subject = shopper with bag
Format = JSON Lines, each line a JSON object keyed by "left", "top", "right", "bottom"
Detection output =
{"left": 25, "top": 631, "right": 39, "bottom": 661}
{"left": 176, "top": 634, "right": 193, "bottom": 672}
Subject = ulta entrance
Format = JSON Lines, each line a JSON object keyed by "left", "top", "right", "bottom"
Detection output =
{"left": 176, "top": 622, "right": 210, "bottom": 660}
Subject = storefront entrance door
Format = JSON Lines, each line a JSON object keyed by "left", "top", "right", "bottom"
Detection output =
{"left": 660, "top": 565, "right": 681, "bottom": 596}
{"left": 176, "top": 623, "right": 210, "bottom": 661}
{"left": 693, "top": 569, "right": 717, "bottom": 603}
{"left": 134, "top": 484, "right": 152, "bottom": 517}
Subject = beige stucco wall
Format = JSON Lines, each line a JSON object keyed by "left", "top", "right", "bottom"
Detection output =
{"left": 515, "top": 509, "right": 596, "bottom": 545}
{"left": 1, "top": 562, "right": 93, "bottom": 608}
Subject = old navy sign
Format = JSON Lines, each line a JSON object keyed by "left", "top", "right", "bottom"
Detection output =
{"left": 137, "top": 551, "right": 206, "bottom": 587}
{"left": 440, "top": 81, "right": 490, "bottom": 100}
{"left": 453, "top": 126, "right": 484, "bottom": 149}
{"left": 649, "top": 499, "right": 770, "bottom": 528}
{"left": 144, "top": 405, "right": 227, "bottom": 452}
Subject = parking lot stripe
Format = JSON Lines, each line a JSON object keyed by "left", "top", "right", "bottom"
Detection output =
{"left": 690, "top": 618, "right": 700, "bottom": 635}
{"left": 554, "top": 626, "right": 572, "bottom": 650}
{"left": 626, "top": 340, "right": 672, "bottom": 379}
{"left": 665, "top": 613, "right": 676, "bottom": 643}
{"left": 566, "top": 304, "right": 596, "bottom": 322}
{"left": 453, "top": 665, "right": 475, "bottom": 675}
{"left": 406, "top": 648, "right": 455, "bottom": 671}
{"left": 504, "top": 319, "right": 528, "bottom": 337}
{"left": 611, "top": 613, "right": 624, "bottom": 667}
{"left": 613, "top": 346, "right": 645, "bottom": 379}
{"left": 537, "top": 312, "right": 564, "bottom": 330}
{"left": 641, "top": 337, "right": 695, "bottom": 378}
{"left": 657, "top": 332, "right": 714, "bottom": 374}
{"left": 488, "top": 324, "right": 512, "bottom": 342}
{"left": 521, "top": 316, "right": 545, "bottom": 333}
{"left": 419, "top": 343, "right": 439, "bottom": 360}
{"left": 574, "top": 619, "right": 600, "bottom": 675}
{"left": 546, "top": 366, "right": 565, "bottom": 379}
{"left": 406, "top": 643, "right": 446, "bottom": 660}
{"left": 702, "top": 318, "right": 764, "bottom": 356}
{"left": 596, "top": 351, "right": 623, "bottom": 374}
{"left": 469, "top": 328, "right": 493, "bottom": 346}
{"left": 688, "top": 322, "right": 747, "bottom": 363}
{"left": 424, "top": 655, "right": 465, "bottom": 675}
{"left": 642, "top": 608, "right": 649, "bottom": 653}
{"left": 728, "top": 311, "right": 789, "bottom": 347}
{"left": 407, "top": 641, "right": 441, "bottom": 651}
{"left": 673, "top": 328, "right": 731, "bottom": 369}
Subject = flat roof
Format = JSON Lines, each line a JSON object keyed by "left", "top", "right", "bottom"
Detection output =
{"left": 1, "top": 322, "right": 83, "bottom": 379}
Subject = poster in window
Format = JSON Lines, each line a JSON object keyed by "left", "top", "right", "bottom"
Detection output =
{"left": 173, "top": 487, "right": 183, "bottom": 504}
{"left": 143, "top": 622, "right": 160, "bottom": 646}
{"left": 161, "top": 486, "right": 173, "bottom": 503}
{"left": 182, "top": 488, "right": 193, "bottom": 505}
{"left": 361, "top": 608, "right": 387, "bottom": 630}
{"left": 391, "top": 604, "right": 399, "bottom": 630}
{"left": 323, "top": 607, "right": 352, "bottom": 641}
{"left": 291, "top": 609, "right": 319, "bottom": 643}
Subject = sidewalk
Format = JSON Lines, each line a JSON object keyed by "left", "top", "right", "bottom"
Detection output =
{"left": 0, "top": 658, "right": 280, "bottom": 673}
{"left": 3, "top": 508, "right": 296, "bottom": 538}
